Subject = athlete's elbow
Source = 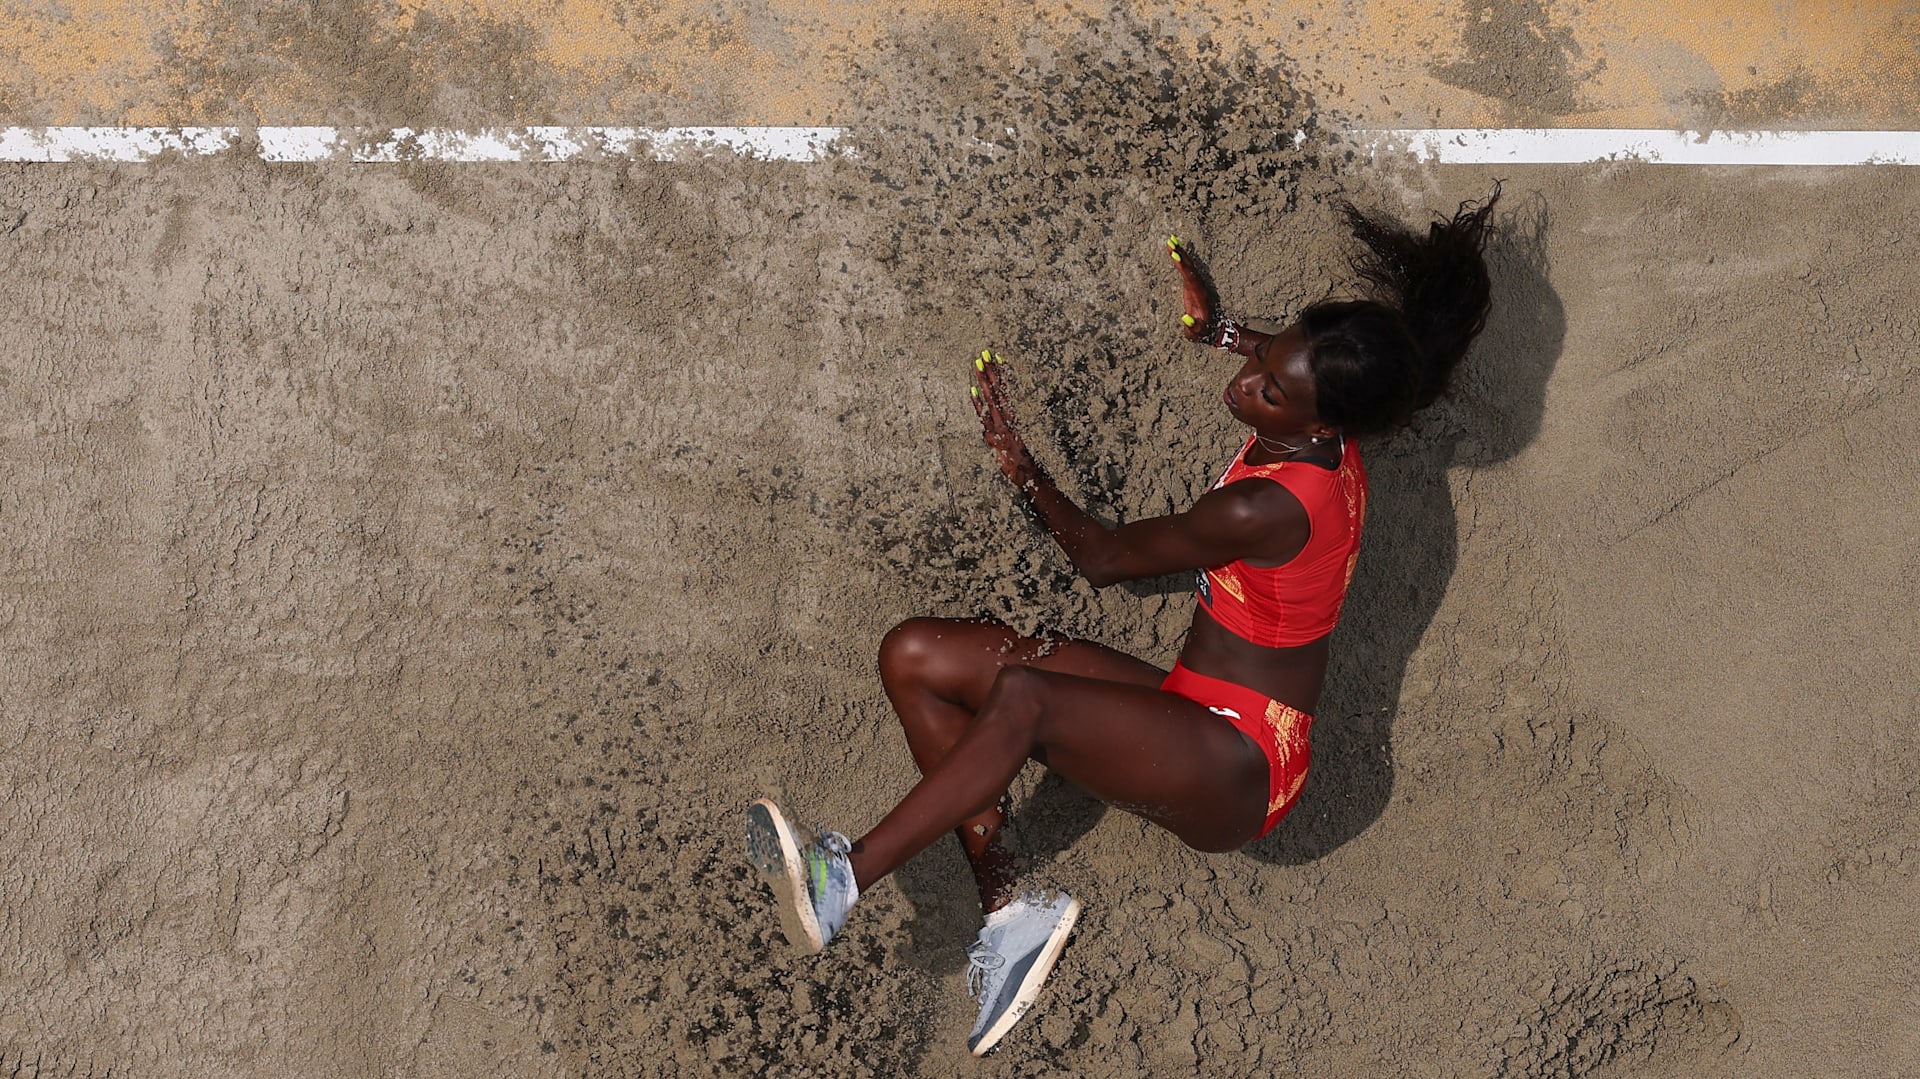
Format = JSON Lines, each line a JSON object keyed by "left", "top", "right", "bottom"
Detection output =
{"left": 1076, "top": 552, "right": 1131, "bottom": 589}
{"left": 1063, "top": 529, "right": 1135, "bottom": 588}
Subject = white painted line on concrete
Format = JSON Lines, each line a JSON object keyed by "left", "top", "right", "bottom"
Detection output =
{"left": 339, "top": 126, "right": 848, "bottom": 162}
{"left": 0, "top": 125, "right": 848, "bottom": 162}
{"left": 1365, "top": 127, "right": 1920, "bottom": 166}
{"left": 3, "top": 126, "right": 1920, "bottom": 165}
{"left": 0, "top": 125, "right": 239, "bottom": 160}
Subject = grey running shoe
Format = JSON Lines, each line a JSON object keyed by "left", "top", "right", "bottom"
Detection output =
{"left": 966, "top": 890, "right": 1082, "bottom": 1055}
{"left": 745, "top": 798, "right": 859, "bottom": 953}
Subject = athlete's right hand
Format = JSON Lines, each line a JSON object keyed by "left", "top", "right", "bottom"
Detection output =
{"left": 971, "top": 350, "right": 1041, "bottom": 490}
{"left": 1168, "top": 235, "right": 1215, "bottom": 341}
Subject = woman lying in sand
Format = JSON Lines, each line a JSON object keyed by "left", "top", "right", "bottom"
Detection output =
{"left": 748, "top": 189, "right": 1499, "bottom": 1055}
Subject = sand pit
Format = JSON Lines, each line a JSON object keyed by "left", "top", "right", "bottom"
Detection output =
{"left": 2, "top": 4, "right": 1918, "bottom": 1077}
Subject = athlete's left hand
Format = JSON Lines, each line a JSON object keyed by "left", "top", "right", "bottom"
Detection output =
{"left": 971, "top": 350, "right": 1040, "bottom": 489}
{"left": 1168, "top": 235, "right": 1216, "bottom": 341}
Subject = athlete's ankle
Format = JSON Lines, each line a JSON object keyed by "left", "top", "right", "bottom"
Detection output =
{"left": 978, "top": 882, "right": 1017, "bottom": 915}
{"left": 846, "top": 837, "right": 881, "bottom": 894}
{"left": 970, "top": 848, "right": 1018, "bottom": 915}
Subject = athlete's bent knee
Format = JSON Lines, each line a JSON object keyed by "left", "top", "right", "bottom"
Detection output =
{"left": 878, "top": 617, "right": 947, "bottom": 685}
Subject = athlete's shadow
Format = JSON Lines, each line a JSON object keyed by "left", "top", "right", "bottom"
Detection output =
{"left": 1245, "top": 193, "right": 1564, "bottom": 865}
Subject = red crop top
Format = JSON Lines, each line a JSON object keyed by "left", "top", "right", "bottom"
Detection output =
{"left": 1195, "top": 435, "right": 1368, "bottom": 647}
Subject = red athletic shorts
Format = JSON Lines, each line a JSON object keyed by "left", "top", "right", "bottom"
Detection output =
{"left": 1160, "top": 662, "right": 1313, "bottom": 839}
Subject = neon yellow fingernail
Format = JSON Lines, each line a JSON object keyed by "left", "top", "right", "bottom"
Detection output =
{"left": 975, "top": 357, "right": 985, "bottom": 371}
{"left": 1182, "top": 314, "right": 1195, "bottom": 326}
{"left": 1169, "top": 234, "right": 1179, "bottom": 246}
{"left": 981, "top": 349, "right": 992, "bottom": 362}
{"left": 970, "top": 386, "right": 979, "bottom": 398}
{"left": 1171, "top": 251, "right": 1181, "bottom": 261}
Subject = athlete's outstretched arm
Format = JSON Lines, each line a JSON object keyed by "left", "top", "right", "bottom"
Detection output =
{"left": 970, "top": 352, "right": 1307, "bottom": 587}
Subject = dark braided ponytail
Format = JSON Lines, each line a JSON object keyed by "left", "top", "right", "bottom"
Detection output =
{"left": 1301, "top": 186, "right": 1501, "bottom": 437}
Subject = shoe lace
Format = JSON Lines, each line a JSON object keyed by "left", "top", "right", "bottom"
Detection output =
{"left": 966, "top": 943, "right": 1006, "bottom": 999}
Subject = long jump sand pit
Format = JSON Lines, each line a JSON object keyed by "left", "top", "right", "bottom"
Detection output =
{"left": 2, "top": 6, "right": 1918, "bottom": 1078}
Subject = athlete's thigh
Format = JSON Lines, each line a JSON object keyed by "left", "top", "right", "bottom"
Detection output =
{"left": 892, "top": 616, "right": 1167, "bottom": 709}
{"left": 1009, "top": 666, "right": 1268, "bottom": 849}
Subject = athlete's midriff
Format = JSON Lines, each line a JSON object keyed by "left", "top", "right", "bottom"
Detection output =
{"left": 1179, "top": 605, "right": 1329, "bottom": 713}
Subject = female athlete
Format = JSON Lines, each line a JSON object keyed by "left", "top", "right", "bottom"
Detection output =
{"left": 748, "top": 190, "right": 1499, "bottom": 1055}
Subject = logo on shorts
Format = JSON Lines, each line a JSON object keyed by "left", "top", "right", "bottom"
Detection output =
{"left": 1196, "top": 569, "right": 1212, "bottom": 605}
{"left": 1208, "top": 706, "right": 1242, "bottom": 721}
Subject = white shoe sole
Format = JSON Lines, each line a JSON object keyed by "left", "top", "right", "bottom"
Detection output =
{"left": 745, "top": 798, "right": 827, "bottom": 953}
{"left": 969, "top": 895, "right": 1082, "bottom": 1056}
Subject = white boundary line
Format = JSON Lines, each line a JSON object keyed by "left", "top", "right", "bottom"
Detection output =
{"left": 1365, "top": 127, "right": 1920, "bottom": 166}
{"left": 0, "top": 126, "right": 846, "bottom": 163}
{"left": 2, "top": 126, "right": 1919, "bottom": 165}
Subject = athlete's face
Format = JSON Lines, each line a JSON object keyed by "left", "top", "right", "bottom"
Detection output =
{"left": 1221, "top": 324, "right": 1337, "bottom": 443}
